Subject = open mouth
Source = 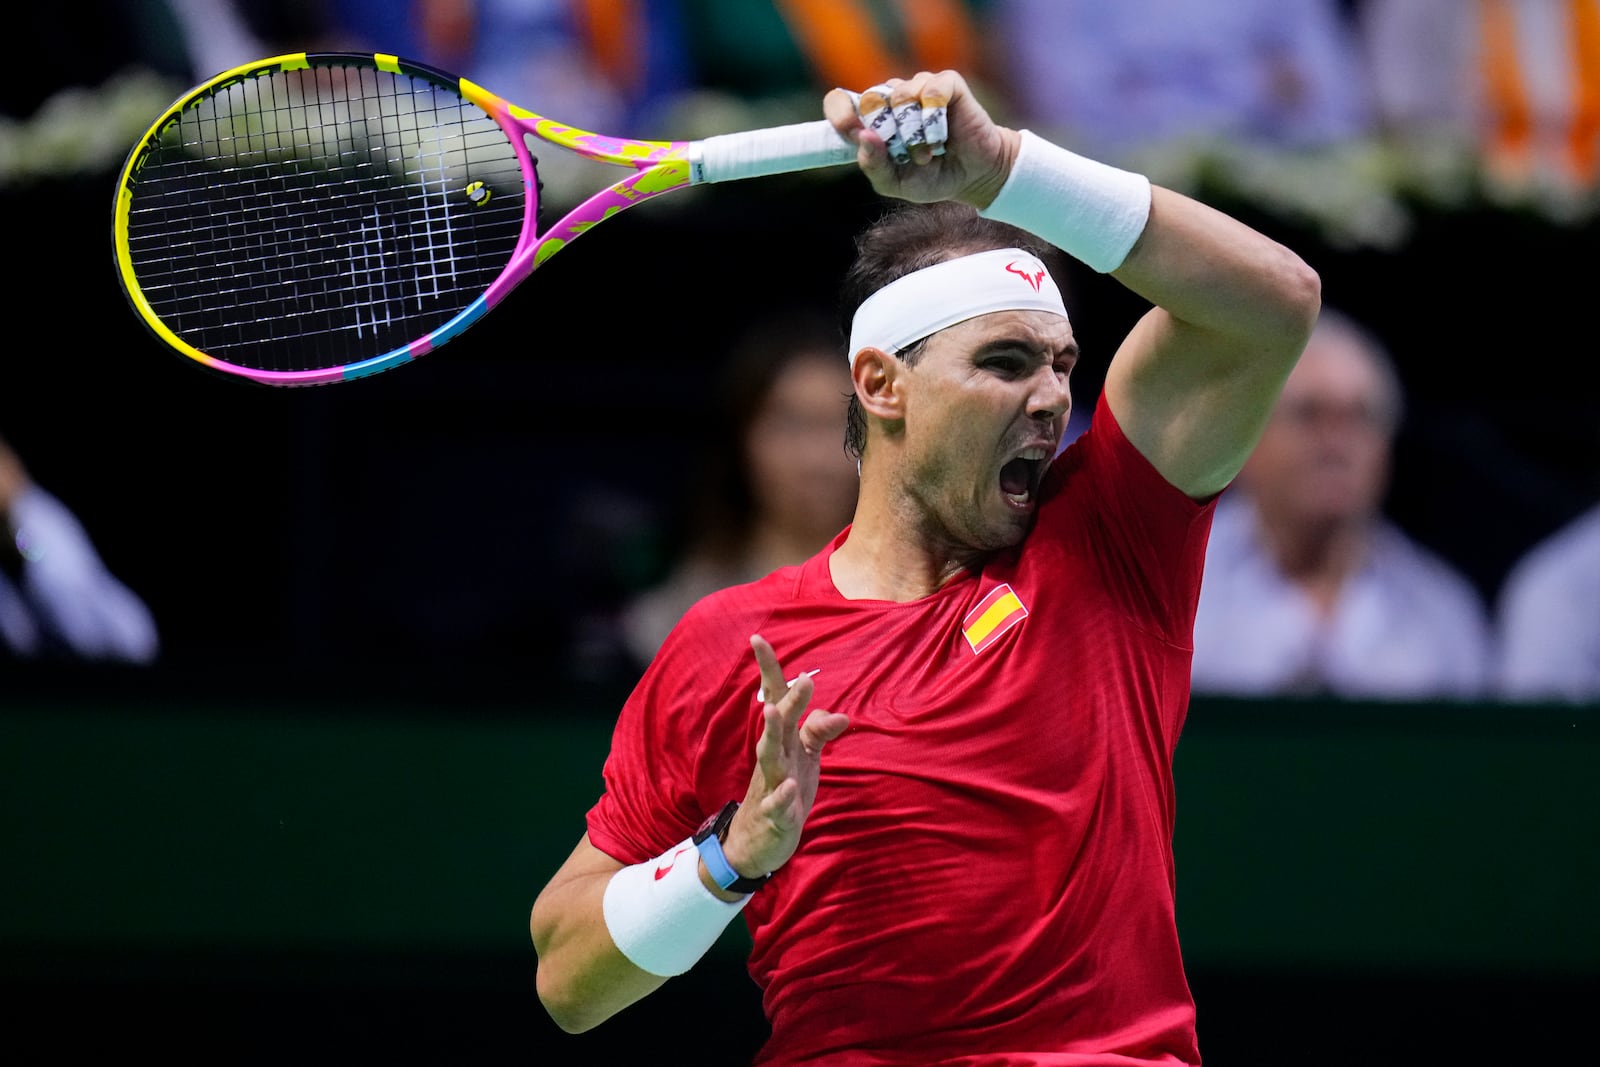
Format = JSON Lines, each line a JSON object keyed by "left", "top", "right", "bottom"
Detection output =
{"left": 999, "top": 449, "right": 1050, "bottom": 507}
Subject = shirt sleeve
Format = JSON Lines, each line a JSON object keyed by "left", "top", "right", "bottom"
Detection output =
{"left": 585, "top": 598, "right": 753, "bottom": 864}
{"left": 1039, "top": 398, "right": 1218, "bottom": 644}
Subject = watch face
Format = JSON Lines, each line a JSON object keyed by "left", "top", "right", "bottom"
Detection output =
{"left": 694, "top": 800, "right": 739, "bottom": 844}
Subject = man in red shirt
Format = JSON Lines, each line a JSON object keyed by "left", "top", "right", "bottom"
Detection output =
{"left": 531, "top": 69, "right": 1321, "bottom": 1065}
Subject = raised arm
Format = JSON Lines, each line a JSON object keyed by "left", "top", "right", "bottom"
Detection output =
{"left": 825, "top": 71, "right": 1322, "bottom": 499}
{"left": 1100, "top": 186, "right": 1321, "bottom": 499}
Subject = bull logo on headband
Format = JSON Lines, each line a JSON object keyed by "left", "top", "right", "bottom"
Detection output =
{"left": 1005, "top": 260, "right": 1047, "bottom": 292}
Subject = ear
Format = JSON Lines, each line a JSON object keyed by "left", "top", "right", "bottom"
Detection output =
{"left": 851, "top": 347, "right": 905, "bottom": 422}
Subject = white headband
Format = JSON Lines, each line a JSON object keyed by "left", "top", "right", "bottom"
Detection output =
{"left": 847, "top": 247, "right": 1069, "bottom": 365}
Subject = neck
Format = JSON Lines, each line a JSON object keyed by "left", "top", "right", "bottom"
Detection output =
{"left": 827, "top": 463, "right": 982, "bottom": 602}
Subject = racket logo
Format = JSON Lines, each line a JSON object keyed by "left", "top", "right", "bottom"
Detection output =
{"left": 1005, "top": 261, "right": 1047, "bottom": 292}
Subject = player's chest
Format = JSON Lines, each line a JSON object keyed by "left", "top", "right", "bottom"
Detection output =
{"left": 754, "top": 581, "right": 1093, "bottom": 775}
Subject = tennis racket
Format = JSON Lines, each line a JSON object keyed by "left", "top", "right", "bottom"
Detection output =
{"left": 111, "top": 52, "right": 858, "bottom": 387}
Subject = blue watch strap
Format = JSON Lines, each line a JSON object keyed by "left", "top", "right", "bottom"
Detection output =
{"left": 695, "top": 830, "right": 747, "bottom": 891}
{"left": 692, "top": 800, "right": 770, "bottom": 893}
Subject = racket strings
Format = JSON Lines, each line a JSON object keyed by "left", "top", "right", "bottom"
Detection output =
{"left": 123, "top": 60, "right": 528, "bottom": 374}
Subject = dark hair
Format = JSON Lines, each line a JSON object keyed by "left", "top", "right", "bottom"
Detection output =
{"left": 838, "top": 201, "right": 1066, "bottom": 459}
{"left": 679, "top": 307, "right": 847, "bottom": 560}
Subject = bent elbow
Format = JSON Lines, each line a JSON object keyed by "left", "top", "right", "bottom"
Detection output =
{"left": 536, "top": 964, "right": 604, "bottom": 1034}
{"left": 1282, "top": 253, "right": 1323, "bottom": 342}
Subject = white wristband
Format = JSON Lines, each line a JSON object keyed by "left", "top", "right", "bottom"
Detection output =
{"left": 601, "top": 836, "right": 752, "bottom": 977}
{"left": 978, "top": 129, "right": 1152, "bottom": 273}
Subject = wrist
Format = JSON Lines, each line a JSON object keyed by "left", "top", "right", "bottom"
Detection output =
{"left": 977, "top": 129, "right": 1151, "bottom": 273}
{"left": 966, "top": 127, "right": 1023, "bottom": 211}
{"left": 602, "top": 836, "right": 751, "bottom": 977}
{"left": 693, "top": 801, "right": 771, "bottom": 896}
{"left": 698, "top": 857, "right": 752, "bottom": 903}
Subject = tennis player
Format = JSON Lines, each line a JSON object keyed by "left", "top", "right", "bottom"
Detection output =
{"left": 531, "top": 69, "right": 1321, "bottom": 1065}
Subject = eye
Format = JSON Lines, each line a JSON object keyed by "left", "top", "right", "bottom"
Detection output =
{"left": 982, "top": 353, "right": 1026, "bottom": 376}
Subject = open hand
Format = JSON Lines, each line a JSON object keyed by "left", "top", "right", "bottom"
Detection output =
{"left": 722, "top": 634, "right": 850, "bottom": 880}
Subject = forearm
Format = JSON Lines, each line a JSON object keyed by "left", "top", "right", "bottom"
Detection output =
{"left": 1112, "top": 184, "right": 1321, "bottom": 352}
{"left": 530, "top": 833, "right": 753, "bottom": 1033}
{"left": 530, "top": 871, "right": 668, "bottom": 1034}
{"left": 973, "top": 127, "right": 1320, "bottom": 496}
{"left": 977, "top": 129, "right": 1318, "bottom": 351}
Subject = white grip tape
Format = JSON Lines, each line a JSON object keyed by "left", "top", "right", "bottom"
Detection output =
{"left": 601, "top": 837, "right": 751, "bottom": 977}
{"left": 691, "top": 120, "right": 856, "bottom": 184}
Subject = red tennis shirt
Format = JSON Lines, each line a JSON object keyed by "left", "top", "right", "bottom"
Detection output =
{"left": 587, "top": 401, "right": 1217, "bottom": 1065}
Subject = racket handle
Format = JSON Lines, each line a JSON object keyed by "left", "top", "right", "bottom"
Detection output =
{"left": 691, "top": 120, "right": 856, "bottom": 184}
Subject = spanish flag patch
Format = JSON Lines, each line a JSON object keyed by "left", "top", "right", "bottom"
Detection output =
{"left": 962, "top": 583, "right": 1028, "bottom": 654}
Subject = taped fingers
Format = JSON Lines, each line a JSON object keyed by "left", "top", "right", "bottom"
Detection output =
{"left": 891, "top": 95, "right": 925, "bottom": 156}
{"left": 846, "top": 83, "right": 949, "bottom": 163}
{"left": 858, "top": 83, "right": 909, "bottom": 164}
{"left": 920, "top": 87, "right": 949, "bottom": 156}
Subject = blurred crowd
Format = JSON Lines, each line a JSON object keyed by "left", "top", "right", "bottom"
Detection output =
{"left": 3, "top": 1, "right": 1598, "bottom": 705}
{"left": 14, "top": 1, "right": 1600, "bottom": 240}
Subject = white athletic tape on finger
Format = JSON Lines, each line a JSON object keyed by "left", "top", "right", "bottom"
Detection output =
{"left": 848, "top": 247, "right": 1069, "bottom": 366}
{"left": 859, "top": 83, "right": 909, "bottom": 164}
{"left": 602, "top": 836, "right": 751, "bottom": 977}
{"left": 892, "top": 99, "right": 926, "bottom": 150}
{"left": 921, "top": 95, "right": 949, "bottom": 156}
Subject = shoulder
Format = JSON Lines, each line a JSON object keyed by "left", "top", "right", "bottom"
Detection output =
{"left": 644, "top": 564, "right": 809, "bottom": 674}
{"left": 1045, "top": 398, "right": 1216, "bottom": 515}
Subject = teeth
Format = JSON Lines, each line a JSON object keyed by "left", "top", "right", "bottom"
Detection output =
{"left": 1018, "top": 447, "right": 1049, "bottom": 461}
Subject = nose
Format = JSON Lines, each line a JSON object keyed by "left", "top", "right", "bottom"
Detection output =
{"left": 1029, "top": 366, "right": 1071, "bottom": 422}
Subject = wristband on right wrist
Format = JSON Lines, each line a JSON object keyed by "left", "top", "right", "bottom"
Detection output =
{"left": 978, "top": 129, "right": 1152, "bottom": 273}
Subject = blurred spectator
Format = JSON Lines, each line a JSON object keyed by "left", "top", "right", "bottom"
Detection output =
{"left": 678, "top": 0, "right": 991, "bottom": 106}
{"left": 0, "top": 436, "right": 159, "bottom": 664}
{"left": 386, "top": 0, "right": 693, "bottom": 134}
{"left": 1494, "top": 501, "right": 1600, "bottom": 703}
{"left": 614, "top": 308, "right": 858, "bottom": 672}
{"left": 990, "top": 0, "right": 1372, "bottom": 162}
{"left": 1359, "top": 0, "right": 1600, "bottom": 199}
{"left": 1190, "top": 309, "right": 1493, "bottom": 701}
